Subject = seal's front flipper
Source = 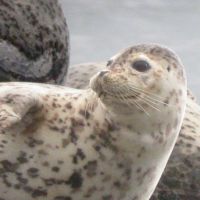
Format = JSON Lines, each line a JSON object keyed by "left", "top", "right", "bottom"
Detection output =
{"left": 0, "top": 86, "right": 43, "bottom": 133}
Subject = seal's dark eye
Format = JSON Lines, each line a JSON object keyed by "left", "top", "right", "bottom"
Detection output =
{"left": 131, "top": 60, "right": 151, "bottom": 72}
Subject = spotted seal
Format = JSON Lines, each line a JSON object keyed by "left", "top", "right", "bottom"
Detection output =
{"left": 0, "top": 0, "right": 69, "bottom": 83}
{"left": 66, "top": 63, "right": 200, "bottom": 199}
{"left": 0, "top": 44, "right": 187, "bottom": 200}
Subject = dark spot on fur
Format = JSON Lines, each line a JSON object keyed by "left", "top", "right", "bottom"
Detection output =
{"left": 113, "top": 181, "right": 121, "bottom": 188}
{"left": 17, "top": 176, "right": 28, "bottom": 185}
{"left": 26, "top": 137, "right": 44, "bottom": 148}
{"left": 79, "top": 109, "right": 90, "bottom": 119}
{"left": 32, "top": 189, "right": 47, "bottom": 198}
{"left": 73, "top": 148, "right": 86, "bottom": 164}
{"left": 66, "top": 171, "right": 83, "bottom": 189}
{"left": 52, "top": 166, "right": 60, "bottom": 172}
{"left": 27, "top": 167, "right": 39, "bottom": 178}
{"left": 102, "top": 195, "right": 113, "bottom": 200}
{"left": 69, "top": 128, "right": 78, "bottom": 144}
{"left": 17, "top": 151, "right": 28, "bottom": 164}
{"left": 0, "top": 160, "right": 18, "bottom": 172}
{"left": 65, "top": 102, "right": 72, "bottom": 109}
{"left": 84, "top": 160, "right": 98, "bottom": 177}
{"left": 54, "top": 196, "right": 72, "bottom": 200}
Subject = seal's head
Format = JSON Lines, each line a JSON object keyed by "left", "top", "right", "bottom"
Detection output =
{"left": 90, "top": 44, "right": 187, "bottom": 129}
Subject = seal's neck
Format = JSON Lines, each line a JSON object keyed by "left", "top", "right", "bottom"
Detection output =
{"left": 82, "top": 88, "right": 185, "bottom": 138}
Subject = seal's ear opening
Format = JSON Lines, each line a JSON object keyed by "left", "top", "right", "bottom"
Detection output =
{"left": 0, "top": 89, "right": 43, "bottom": 133}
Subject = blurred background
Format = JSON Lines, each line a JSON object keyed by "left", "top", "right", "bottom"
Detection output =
{"left": 60, "top": 0, "right": 200, "bottom": 99}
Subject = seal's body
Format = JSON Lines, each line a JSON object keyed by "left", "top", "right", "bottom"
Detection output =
{"left": 66, "top": 57, "right": 200, "bottom": 200}
{"left": 0, "top": 44, "right": 187, "bottom": 200}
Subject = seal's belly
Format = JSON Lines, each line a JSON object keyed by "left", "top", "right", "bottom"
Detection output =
{"left": 0, "top": 96, "right": 160, "bottom": 200}
{"left": 0, "top": 123, "right": 142, "bottom": 200}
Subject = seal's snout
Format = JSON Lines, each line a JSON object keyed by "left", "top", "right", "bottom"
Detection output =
{"left": 89, "top": 70, "right": 110, "bottom": 98}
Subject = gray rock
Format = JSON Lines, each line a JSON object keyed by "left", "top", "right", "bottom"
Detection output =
{"left": 0, "top": 0, "right": 69, "bottom": 83}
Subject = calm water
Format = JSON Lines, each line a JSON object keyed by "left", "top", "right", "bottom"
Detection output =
{"left": 60, "top": 0, "right": 200, "bottom": 99}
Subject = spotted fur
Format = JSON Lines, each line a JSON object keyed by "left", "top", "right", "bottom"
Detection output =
{"left": 0, "top": 0, "right": 69, "bottom": 83}
{"left": 66, "top": 53, "right": 200, "bottom": 199}
{"left": 0, "top": 44, "right": 187, "bottom": 200}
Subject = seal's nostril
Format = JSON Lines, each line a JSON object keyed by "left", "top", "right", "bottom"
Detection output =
{"left": 99, "top": 70, "right": 109, "bottom": 77}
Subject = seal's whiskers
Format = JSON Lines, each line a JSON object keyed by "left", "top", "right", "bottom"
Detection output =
{"left": 121, "top": 85, "right": 160, "bottom": 112}
{"left": 128, "top": 83, "right": 166, "bottom": 100}
{"left": 107, "top": 86, "right": 150, "bottom": 116}
{"left": 139, "top": 96, "right": 161, "bottom": 112}
{"left": 144, "top": 94, "right": 172, "bottom": 107}
{"left": 132, "top": 100, "right": 150, "bottom": 116}
{"left": 119, "top": 92, "right": 143, "bottom": 113}
{"left": 128, "top": 85, "right": 171, "bottom": 107}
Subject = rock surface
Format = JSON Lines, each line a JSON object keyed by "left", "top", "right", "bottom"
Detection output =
{"left": 0, "top": 0, "right": 69, "bottom": 83}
